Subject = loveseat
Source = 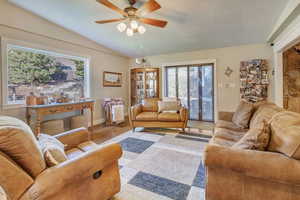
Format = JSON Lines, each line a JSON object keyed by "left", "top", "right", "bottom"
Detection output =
{"left": 204, "top": 101, "right": 300, "bottom": 200}
{"left": 129, "top": 98, "right": 188, "bottom": 131}
{"left": 0, "top": 116, "right": 122, "bottom": 200}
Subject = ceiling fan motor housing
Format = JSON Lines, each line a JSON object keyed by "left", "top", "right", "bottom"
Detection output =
{"left": 124, "top": 7, "right": 138, "bottom": 17}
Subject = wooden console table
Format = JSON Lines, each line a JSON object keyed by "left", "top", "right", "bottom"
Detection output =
{"left": 26, "top": 100, "right": 95, "bottom": 138}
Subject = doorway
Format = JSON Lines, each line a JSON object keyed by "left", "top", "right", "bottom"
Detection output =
{"left": 165, "top": 64, "right": 214, "bottom": 122}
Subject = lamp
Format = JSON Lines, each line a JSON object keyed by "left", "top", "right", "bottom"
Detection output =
{"left": 117, "top": 23, "right": 127, "bottom": 32}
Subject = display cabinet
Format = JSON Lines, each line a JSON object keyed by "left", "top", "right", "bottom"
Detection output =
{"left": 130, "top": 68, "right": 160, "bottom": 105}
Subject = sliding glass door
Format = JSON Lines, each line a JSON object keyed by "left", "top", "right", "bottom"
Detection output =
{"left": 165, "top": 64, "right": 214, "bottom": 122}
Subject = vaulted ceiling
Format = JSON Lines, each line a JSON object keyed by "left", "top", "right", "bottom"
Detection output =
{"left": 9, "top": 0, "right": 287, "bottom": 57}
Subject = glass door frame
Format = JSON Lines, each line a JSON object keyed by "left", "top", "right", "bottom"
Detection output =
{"left": 164, "top": 63, "right": 215, "bottom": 122}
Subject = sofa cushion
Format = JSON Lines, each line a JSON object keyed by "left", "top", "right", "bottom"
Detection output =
{"left": 232, "top": 121, "right": 270, "bottom": 151}
{"left": 158, "top": 112, "right": 181, "bottom": 122}
{"left": 78, "top": 141, "right": 98, "bottom": 152}
{"left": 38, "top": 134, "right": 67, "bottom": 167}
{"left": 232, "top": 100, "right": 254, "bottom": 128}
{"left": 0, "top": 116, "right": 46, "bottom": 178}
{"left": 215, "top": 120, "right": 248, "bottom": 132}
{"left": 268, "top": 111, "right": 300, "bottom": 160}
{"left": 210, "top": 137, "right": 236, "bottom": 147}
{"left": 142, "top": 98, "right": 159, "bottom": 112}
{"left": 136, "top": 112, "right": 158, "bottom": 121}
{"left": 214, "top": 127, "right": 247, "bottom": 142}
{"left": 249, "top": 103, "right": 283, "bottom": 129}
{"left": 66, "top": 148, "right": 85, "bottom": 160}
{"left": 158, "top": 101, "right": 181, "bottom": 113}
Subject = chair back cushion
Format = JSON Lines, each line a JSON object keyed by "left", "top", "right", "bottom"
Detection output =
{"left": 249, "top": 103, "right": 283, "bottom": 129}
{"left": 268, "top": 111, "right": 300, "bottom": 159}
{"left": 0, "top": 151, "right": 33, "bottom": 200}
{"left": 0, "top": 116, "right": 46, "bottom": 178}
{"left": 158, "top": 101, "right": 181, "bottom": 113}
{"left": 232, "top": 100, "right": 254, "bottom": 128}
{"left": 142, "top": 98, "right": 159, "bottom": 112}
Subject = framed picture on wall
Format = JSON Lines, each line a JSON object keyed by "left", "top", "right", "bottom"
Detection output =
{"left": 103, "top": 71, "right": 122, "bottom": 87}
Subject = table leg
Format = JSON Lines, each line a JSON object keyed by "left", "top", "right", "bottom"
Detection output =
{"left": 35, "top": 113, "right": 41, "bottom": 136}
{"left": 90, "top": 107, "right": 94, "bottom": 140}
{"left": 26, "top": 108, "right": 30, "bottom": 125}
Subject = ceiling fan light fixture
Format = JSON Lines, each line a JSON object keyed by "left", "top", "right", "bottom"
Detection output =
{"left": 126, "top": 28, "right": 134, "bottom": 36}
{"left": 117, "top": 22, "right": 127, "bottom": 32}
{"left": 138, "top": 25, "right": 146, "bottom": 34}
{"left": 130, "top": 20, "right": 139, "bottom": 29}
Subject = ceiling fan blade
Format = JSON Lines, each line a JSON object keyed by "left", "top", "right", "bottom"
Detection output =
{"left": 139, "top": 18, "right": 168, "bottom": 28}
{"left": 95, "top": 18, "right": 125, "bottom": 24}
{"left": 97, "top": 0, "right": 127, "bottom": 16}
{"left": 137, "top": 0, "right": 161, "bottom": 15}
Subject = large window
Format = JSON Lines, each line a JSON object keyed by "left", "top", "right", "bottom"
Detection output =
{"left": 6, "top": 45, "right": 89, "bottom": 104}
{"left": 165, "top": 64, "right": 214, "bottom": 122}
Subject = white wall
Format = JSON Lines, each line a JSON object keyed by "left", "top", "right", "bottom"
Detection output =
{"left": 0, "top": 0, "right": 130, "bottom": 124}
{"left": 130, "top": 43, "right": 274, "bottom": 113}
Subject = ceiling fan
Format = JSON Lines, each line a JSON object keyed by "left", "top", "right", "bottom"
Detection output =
{"left": 95, "top": 0, "right": 168, "bottom": 36}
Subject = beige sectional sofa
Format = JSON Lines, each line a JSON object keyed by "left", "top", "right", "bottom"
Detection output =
{"left": 204, "top": 102, "right": 300, "bottom": 200}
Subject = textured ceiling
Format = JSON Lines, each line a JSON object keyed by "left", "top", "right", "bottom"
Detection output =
{"left": 9, "top": 0, "right": 287, "bottom": 57}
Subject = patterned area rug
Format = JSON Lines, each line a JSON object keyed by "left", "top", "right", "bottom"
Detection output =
{"left": 96, "top": 129, "right": 211, "bottom": 200}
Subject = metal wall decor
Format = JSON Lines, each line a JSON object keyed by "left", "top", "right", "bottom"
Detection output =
{"left": 240, "top": 59, "right": 269, "bottom": 103}
{"left": 225, "top": 67, "right": 233, "bottom": 77}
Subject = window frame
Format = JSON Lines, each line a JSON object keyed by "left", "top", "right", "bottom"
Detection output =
{"left": 164, "top": 63, "right": 215, "bottom": 122}
{"left": 1, "top": 38, "right": 91, "bottom": 109}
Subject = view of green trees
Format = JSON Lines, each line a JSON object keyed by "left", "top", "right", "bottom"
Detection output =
{"left": 8, "top": 48, "right": 84, "bottom": 85}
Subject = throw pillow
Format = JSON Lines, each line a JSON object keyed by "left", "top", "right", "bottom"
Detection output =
{"left": 232, "top": 100, "right": 254, "bottom": 128}
{"left": 232, "top": 120, "right": 270, "bottom": 151}
{"left": 38, "top": 134, "right": 67, "bottom": 167}
{"left": 158, "top": 101, "right": 181, "bottom": 113}
{"left": 268, "top": 111, "right": 300, "bottom": 160}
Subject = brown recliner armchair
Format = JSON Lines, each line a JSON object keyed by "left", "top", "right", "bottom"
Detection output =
{"left": 0, "top": 116, "right": 122, "bottom": 200}
{"left": 130, "top": 98, "right": 188, "bottom": 131}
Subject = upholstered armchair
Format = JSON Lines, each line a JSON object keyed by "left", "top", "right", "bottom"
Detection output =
{"left": 0, "top": 116, "right": 122, "bottom": 200}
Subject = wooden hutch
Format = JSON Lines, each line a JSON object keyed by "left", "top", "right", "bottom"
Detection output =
{"left": 130, "top": 68, "right": 160, "bottom": 105}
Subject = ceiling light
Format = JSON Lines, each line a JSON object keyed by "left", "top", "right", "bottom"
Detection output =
{"left": 130, "top": 20, "right": 139, "bottom": 29}
{"left": 138, "top": 25, "right": 146, "bottom": 34}
{"left": 126, "top": 28, "right": 134, "bottom": 37}
{"left": 117, "top": 23, "right": 127, "bottom": 32}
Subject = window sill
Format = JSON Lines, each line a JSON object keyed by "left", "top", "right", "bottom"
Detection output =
{"left": 2, "top": 104, "right": 26, "bottom": 110}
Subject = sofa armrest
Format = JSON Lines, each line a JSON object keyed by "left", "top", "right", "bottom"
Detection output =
{"left": 180, "top": 106, "right": 188, "bottom": 122}
{"left": 54, "top": 127, "right": 89, "bottom": 150}
{"left": 130, "top": 104, "right": 142, "bottom": 121}
{"left": 218, "top": 111, "right": 234, "bottom": 121}
{"left": 22, "top": 144, "right": 122, "bottom": 199}
{"left": 204, "top": 144, "right": 300, "bottom": 185}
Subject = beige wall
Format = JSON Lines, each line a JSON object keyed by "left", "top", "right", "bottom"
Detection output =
{"left": 0, "top": 0, "right": 130, "bottom": 124}
{"left": 130, "top": 43, "right": 274, "bottom": 112}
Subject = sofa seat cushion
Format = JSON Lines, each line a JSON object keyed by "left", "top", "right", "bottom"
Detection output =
{"left": 158, "top": 112, "right": 181, "bottom": 122}
{"left": 268, "top": 111, "right": 300, "bottom": 160}
{"left": 216, "top": 120, "right": 248, "bottom": 132}
{"left": 78, "top": 141, "right": 98, "bottom": 152}
{"left": 214, "top": 127, "right": 246, "bottom": 142}
{"left": 210, "top": 137, "right": 236, "bottom": 147}
{"left": 66, "top": 148, "right": 84, "bottom": 160}
{"left": 232, "top": 121, "right": 270, "bottom": 151}
{"left": 136, "top": 112, "right": 158, "bottom": 121}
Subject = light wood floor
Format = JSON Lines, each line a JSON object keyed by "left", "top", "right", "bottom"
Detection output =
{"left": 91, "top": 118, "right": 214, "bottom": 144}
